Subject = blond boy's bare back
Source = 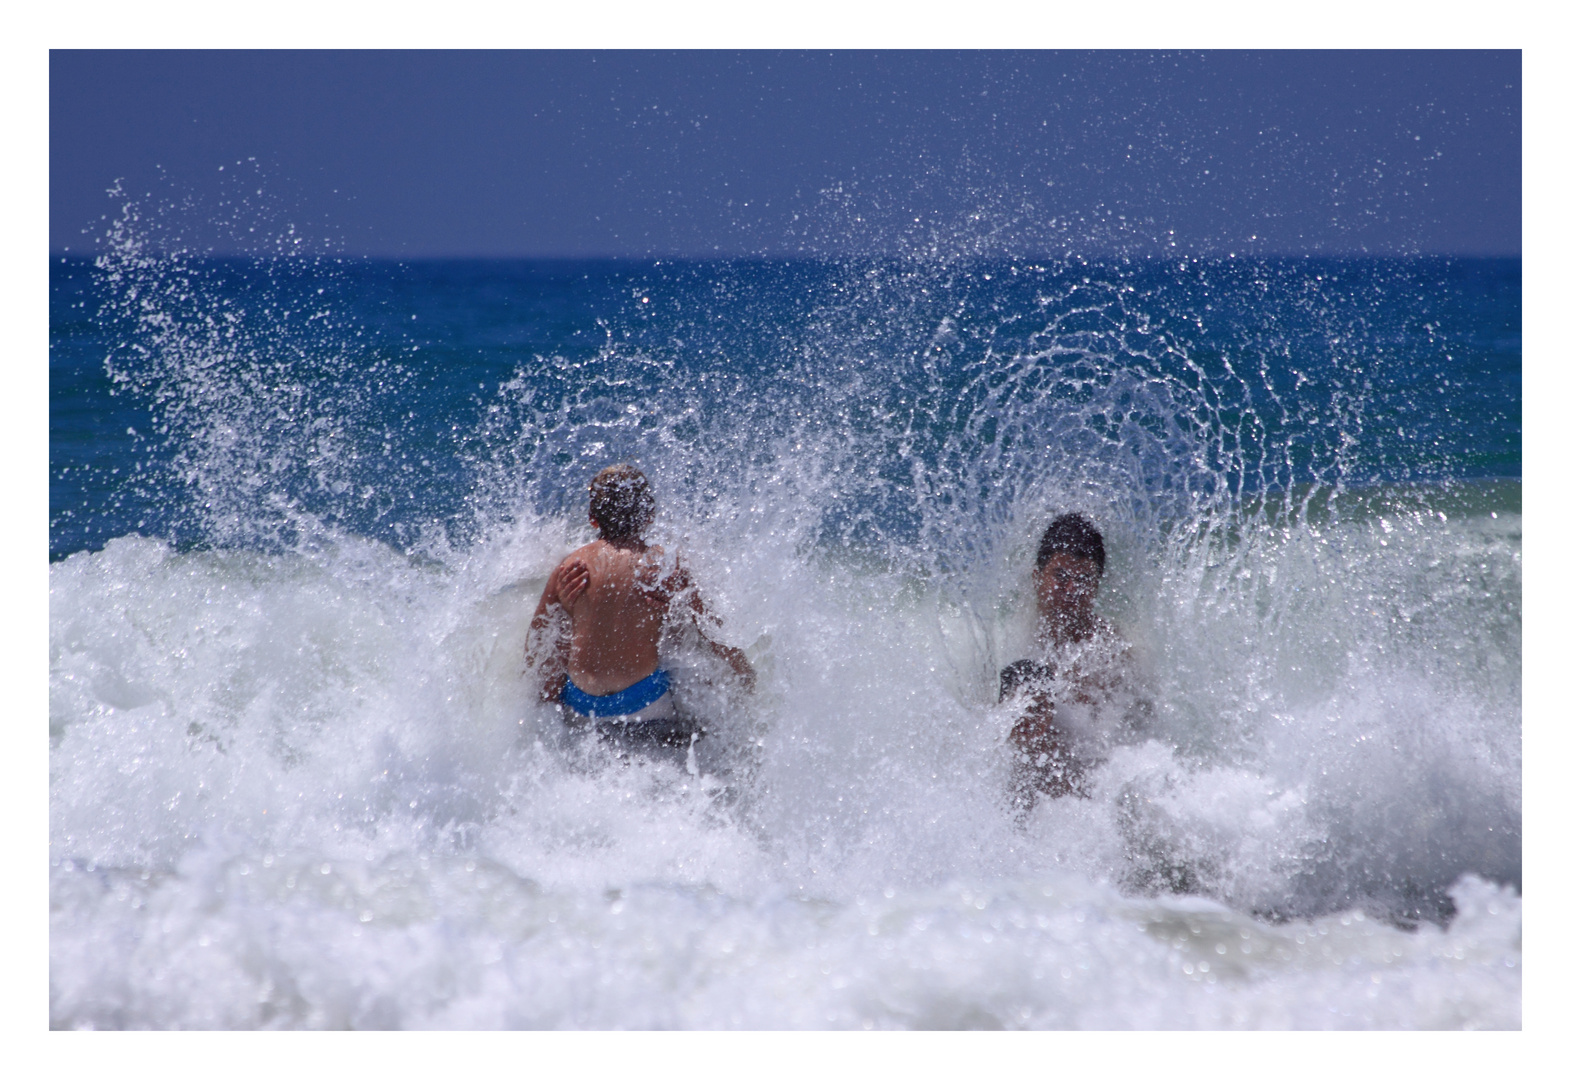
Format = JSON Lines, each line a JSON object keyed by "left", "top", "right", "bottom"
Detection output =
{"left": 526, "top": 464, "right": 754, "bottom": 723}
{"left": 541, "top": 538, "right": 683, "bottom": 696}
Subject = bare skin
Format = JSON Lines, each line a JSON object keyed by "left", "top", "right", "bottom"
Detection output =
{"left": 1008, "top": 552, "right": 1107, "bottom": 799}
{"left": 526, "top": 520, "right": 755, "bottom": 705}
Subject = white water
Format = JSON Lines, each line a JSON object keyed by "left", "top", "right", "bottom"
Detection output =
{"left": 51, "top": 211, "right": 1521, "bottom": 1027}
{"left": 49, "top": 487, "right": 1520, "bottom": 1028}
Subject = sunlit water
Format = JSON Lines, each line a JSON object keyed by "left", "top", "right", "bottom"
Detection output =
{"left": 49, "top": 202, "right": 1520, "bottom": 1028}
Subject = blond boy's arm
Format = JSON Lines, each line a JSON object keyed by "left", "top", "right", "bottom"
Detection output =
{"left": 669, "top": 561, "right": 756, "bottom": 692}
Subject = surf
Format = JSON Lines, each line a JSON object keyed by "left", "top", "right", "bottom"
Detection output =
{"left": 49, "top": 204, "right": 1520, "bottom": 1027}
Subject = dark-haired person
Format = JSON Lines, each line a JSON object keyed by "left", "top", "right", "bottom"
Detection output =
{"left": 1000, "top": 513, "right": 1136, "bottom": 808}
{"left": 526, "top": 464, "right": 755, "bottom": 752}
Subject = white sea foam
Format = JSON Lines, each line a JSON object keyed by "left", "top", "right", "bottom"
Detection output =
{"left": 49, "top": 494, "right": 1520, "bottom": 1028}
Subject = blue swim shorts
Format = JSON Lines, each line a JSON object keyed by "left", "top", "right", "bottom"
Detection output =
{"left": 561, "top": 669, "right": 672, "bottom": 719}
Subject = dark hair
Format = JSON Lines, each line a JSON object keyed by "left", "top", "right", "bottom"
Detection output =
{"left": 589, "top": 464, "right": 655, "bottom": 541}
{"left": 1034, "top": 513, "right": 1105, "bottom": 575}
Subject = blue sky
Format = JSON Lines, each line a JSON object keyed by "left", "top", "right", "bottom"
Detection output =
{"left": 51, "top": 50, "right": 1520, "bottom": 258}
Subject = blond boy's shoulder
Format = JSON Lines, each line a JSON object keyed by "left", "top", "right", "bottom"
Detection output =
{"left": 561, "top": 539, "right": 604, "bottom": 563}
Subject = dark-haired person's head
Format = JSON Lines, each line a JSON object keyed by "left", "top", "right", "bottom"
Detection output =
{"left": 1033, "top": 513, "right": 1105, "bottom": 632}
{"left": 589, "top": 463, "right": 655, "bottom": 543}
{"left": 1034, "top": 513, "right": 1105, "bottom": 577}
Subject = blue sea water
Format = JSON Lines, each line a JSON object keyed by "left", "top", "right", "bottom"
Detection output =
{"left": 49, "top": 225, "right": 1521, "bottom": 1027}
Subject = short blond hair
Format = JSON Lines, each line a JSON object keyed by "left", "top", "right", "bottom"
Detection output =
{"left": 589, "top": 464, "right": 655, "bottom": 541}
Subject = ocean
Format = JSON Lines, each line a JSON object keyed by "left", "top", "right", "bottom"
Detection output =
{"left": 49, "top": 218, "right": 1521, "bottom": 1028}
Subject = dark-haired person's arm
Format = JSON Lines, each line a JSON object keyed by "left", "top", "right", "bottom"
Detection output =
{"left": 1003, "top": 662, "right": 1086, "bottom": 800}
{"left": 1008, "top": 696, "right": 1084, "bottom": 799}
